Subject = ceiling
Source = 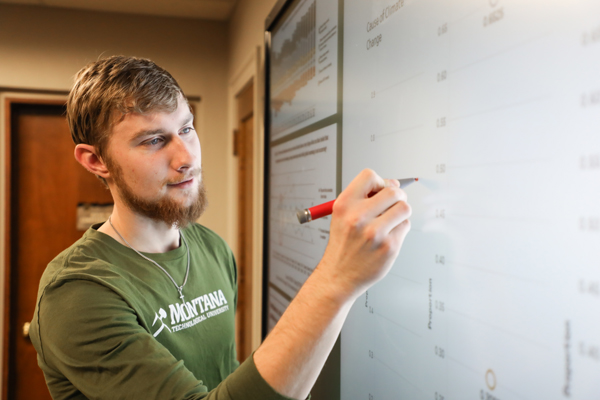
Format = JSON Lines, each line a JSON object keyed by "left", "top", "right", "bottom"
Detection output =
{"left": 0, "top": 0, "right": 238, "bottom": 21}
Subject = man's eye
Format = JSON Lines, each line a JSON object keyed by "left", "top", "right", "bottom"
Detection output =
{"left": 147, "top": 138, "right": 161, "bottom": 146}
{"left": 182, "top": 127, "right": 194, "bottom": 134}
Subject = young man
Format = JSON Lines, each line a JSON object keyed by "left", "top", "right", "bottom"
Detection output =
{"left": 30, "top": 56, "right": 412, "bottom": 400}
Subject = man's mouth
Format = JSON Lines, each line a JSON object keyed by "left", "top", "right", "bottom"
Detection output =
{"left": 167, "top": 177, "right": 195, "bottom": 188}
{"left": 167, "top": 168, "right": 201, "bottom": 189}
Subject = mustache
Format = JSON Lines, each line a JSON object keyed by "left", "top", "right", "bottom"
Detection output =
{"left": 166, "top": 168, "right": 202, "bottom": 185}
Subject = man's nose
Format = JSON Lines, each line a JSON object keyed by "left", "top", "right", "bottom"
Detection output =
{"left": 171, "top": 136, "right": 195, "bottom": 171}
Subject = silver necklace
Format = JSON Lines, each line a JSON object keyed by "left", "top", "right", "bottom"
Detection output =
{"left": 108, "top": 216, "right": 190, "bottom": 303}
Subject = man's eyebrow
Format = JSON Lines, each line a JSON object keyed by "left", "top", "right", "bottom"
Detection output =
{"left": 181, "top": 113, "right": 194, "bottom": 126}
{"left": 130, "top": 128, "right": 164, "bottom": 142}
{"left": 129, "top": 113, "right": 194, "bottom": 142}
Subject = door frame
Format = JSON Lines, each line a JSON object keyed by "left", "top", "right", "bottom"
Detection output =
{"left": 0, "top": 93, "right": 68, "bottom": 399}
{"left": 227, "top": 47, "right": 265, "bottom": 353}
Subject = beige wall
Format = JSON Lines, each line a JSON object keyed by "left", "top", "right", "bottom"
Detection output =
{"left": 226, "top": 0, "right": 279, "bottom": 350}
{"left": 0, "top": 3, "right": 231, "bottom": 240}
{"left": 226, "top": 0, "right": 278, "bottom": 255}
{"left": 228, "top": 0, "right": 278, "bottom": 77}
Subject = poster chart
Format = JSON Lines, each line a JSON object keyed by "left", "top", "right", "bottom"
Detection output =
{"left": 341, "top": 1, "right": 600, "bottom": 400}
{"left": 267, "top": 125, "right": 338, "bottom": 332}
{"left": 270, "top": 0, "right": 339, "bottom": 141}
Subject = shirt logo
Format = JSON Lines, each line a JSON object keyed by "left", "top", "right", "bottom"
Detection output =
{"left": 152, "top": 308, "right": 172, "bottom": 337}
{"left": 151, "top": 289, "right": 229, "bottom": 337}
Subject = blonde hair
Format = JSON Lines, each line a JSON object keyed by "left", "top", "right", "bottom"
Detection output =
{"left": 67, "top": 56, "right": 185, "bottom": 183}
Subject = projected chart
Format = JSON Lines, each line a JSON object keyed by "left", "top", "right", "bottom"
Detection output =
{"left": 270, "top": 0, "right": 338, "bottom": 140}
{"left": 342, "top": 1, "right": 600, "bottom": 399}
{"left": 267, "top": 124, "right": 338, "bottom": 331}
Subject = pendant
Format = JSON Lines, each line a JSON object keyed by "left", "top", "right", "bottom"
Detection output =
{"left": 178, "top": 287, "right": 185, "bottom": 303}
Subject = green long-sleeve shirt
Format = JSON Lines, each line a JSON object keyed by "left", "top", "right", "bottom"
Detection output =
{"left": 30, "top": 223, "right": 292, "bottom": 400}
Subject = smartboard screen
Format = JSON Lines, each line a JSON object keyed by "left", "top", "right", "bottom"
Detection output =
{"left": 264, "top": 1, "right": 600, "bottom": 399}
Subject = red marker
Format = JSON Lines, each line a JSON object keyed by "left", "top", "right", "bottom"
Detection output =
{"left": 297, "top": 178, "right": 418, "bottom": 224}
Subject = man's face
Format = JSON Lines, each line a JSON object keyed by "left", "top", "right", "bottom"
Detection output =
{"left": 103, "top": 95, "right": 207, "bottom": 227}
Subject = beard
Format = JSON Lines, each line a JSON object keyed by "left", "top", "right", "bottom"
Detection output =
{"left": 106, "top": 157, "right": 208, "bottom": 228}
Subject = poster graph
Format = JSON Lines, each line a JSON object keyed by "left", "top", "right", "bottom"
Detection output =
{"left": 270, "top": 0, "right": 338, "bottom": 140}
{"left": 267, "top": 125, "right": 338, "bottom": 332}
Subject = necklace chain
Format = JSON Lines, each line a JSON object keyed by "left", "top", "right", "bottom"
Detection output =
{"left": 108, "top": 216, "right": 190, "bottom": 303}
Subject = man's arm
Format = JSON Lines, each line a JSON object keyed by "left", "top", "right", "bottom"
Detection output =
{"left": 255, "top": 169, "right": 412, "bottom": 399}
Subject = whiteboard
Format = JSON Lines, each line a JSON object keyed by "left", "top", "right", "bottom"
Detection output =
{"left": 264, "top": 0, "right": 600, "bottom": 399}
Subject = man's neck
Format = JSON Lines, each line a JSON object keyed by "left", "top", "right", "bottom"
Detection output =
{"left": 98, "top": 204, "right": 181, "bottom": 253}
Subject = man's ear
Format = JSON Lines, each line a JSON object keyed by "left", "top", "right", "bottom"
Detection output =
{"left": 74, "top": 144, "right": 110, "bottom": 180}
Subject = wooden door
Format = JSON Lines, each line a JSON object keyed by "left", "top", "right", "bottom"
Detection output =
{"left": 4, "top": 100, "right": 114, "bottom": 399}
{"left": 235, "top": 83, "right": 254, "bottom": 363}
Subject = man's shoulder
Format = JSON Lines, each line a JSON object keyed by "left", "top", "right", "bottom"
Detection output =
{"left": 184, "top": 223, "right": 231, "bottom": 252}
{"left": 39, "top": 228, "right": 121, "bottom": 290}
{"left": 184, "top": 223, "right": 236, "bottom": 285}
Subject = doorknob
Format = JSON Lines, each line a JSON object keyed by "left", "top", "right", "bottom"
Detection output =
{"left": 22, "top": 322, "right": 31, "bottom": 339}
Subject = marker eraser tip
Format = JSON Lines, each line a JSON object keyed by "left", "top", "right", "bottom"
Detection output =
{"left": 297, "top": 209, "right": 311, "bottom": 224}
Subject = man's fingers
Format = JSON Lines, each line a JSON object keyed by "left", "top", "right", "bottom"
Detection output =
{"left": 384, "top": 178, "right": 400, "bottom": 189}
{"left": 361, "top": 186, "right": 407, "bottom": 220}
{"left": 345, "top": 169, "right": 389, "bottom": 198}
{"left": 335, "top": 170, "right": 408, "bottom": 223}
{"left": 370, "top": 199, "right": 412, "bottom": 237}
{"left": 388, "top": 218, "right": 412, "bottom": 250}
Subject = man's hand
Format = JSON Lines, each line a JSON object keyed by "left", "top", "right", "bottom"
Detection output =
{"left": 319, "top": 168, "right": 412, "bottom": 300}
{"left": 255, "top": 169, "right": 411, "bottom": 400}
